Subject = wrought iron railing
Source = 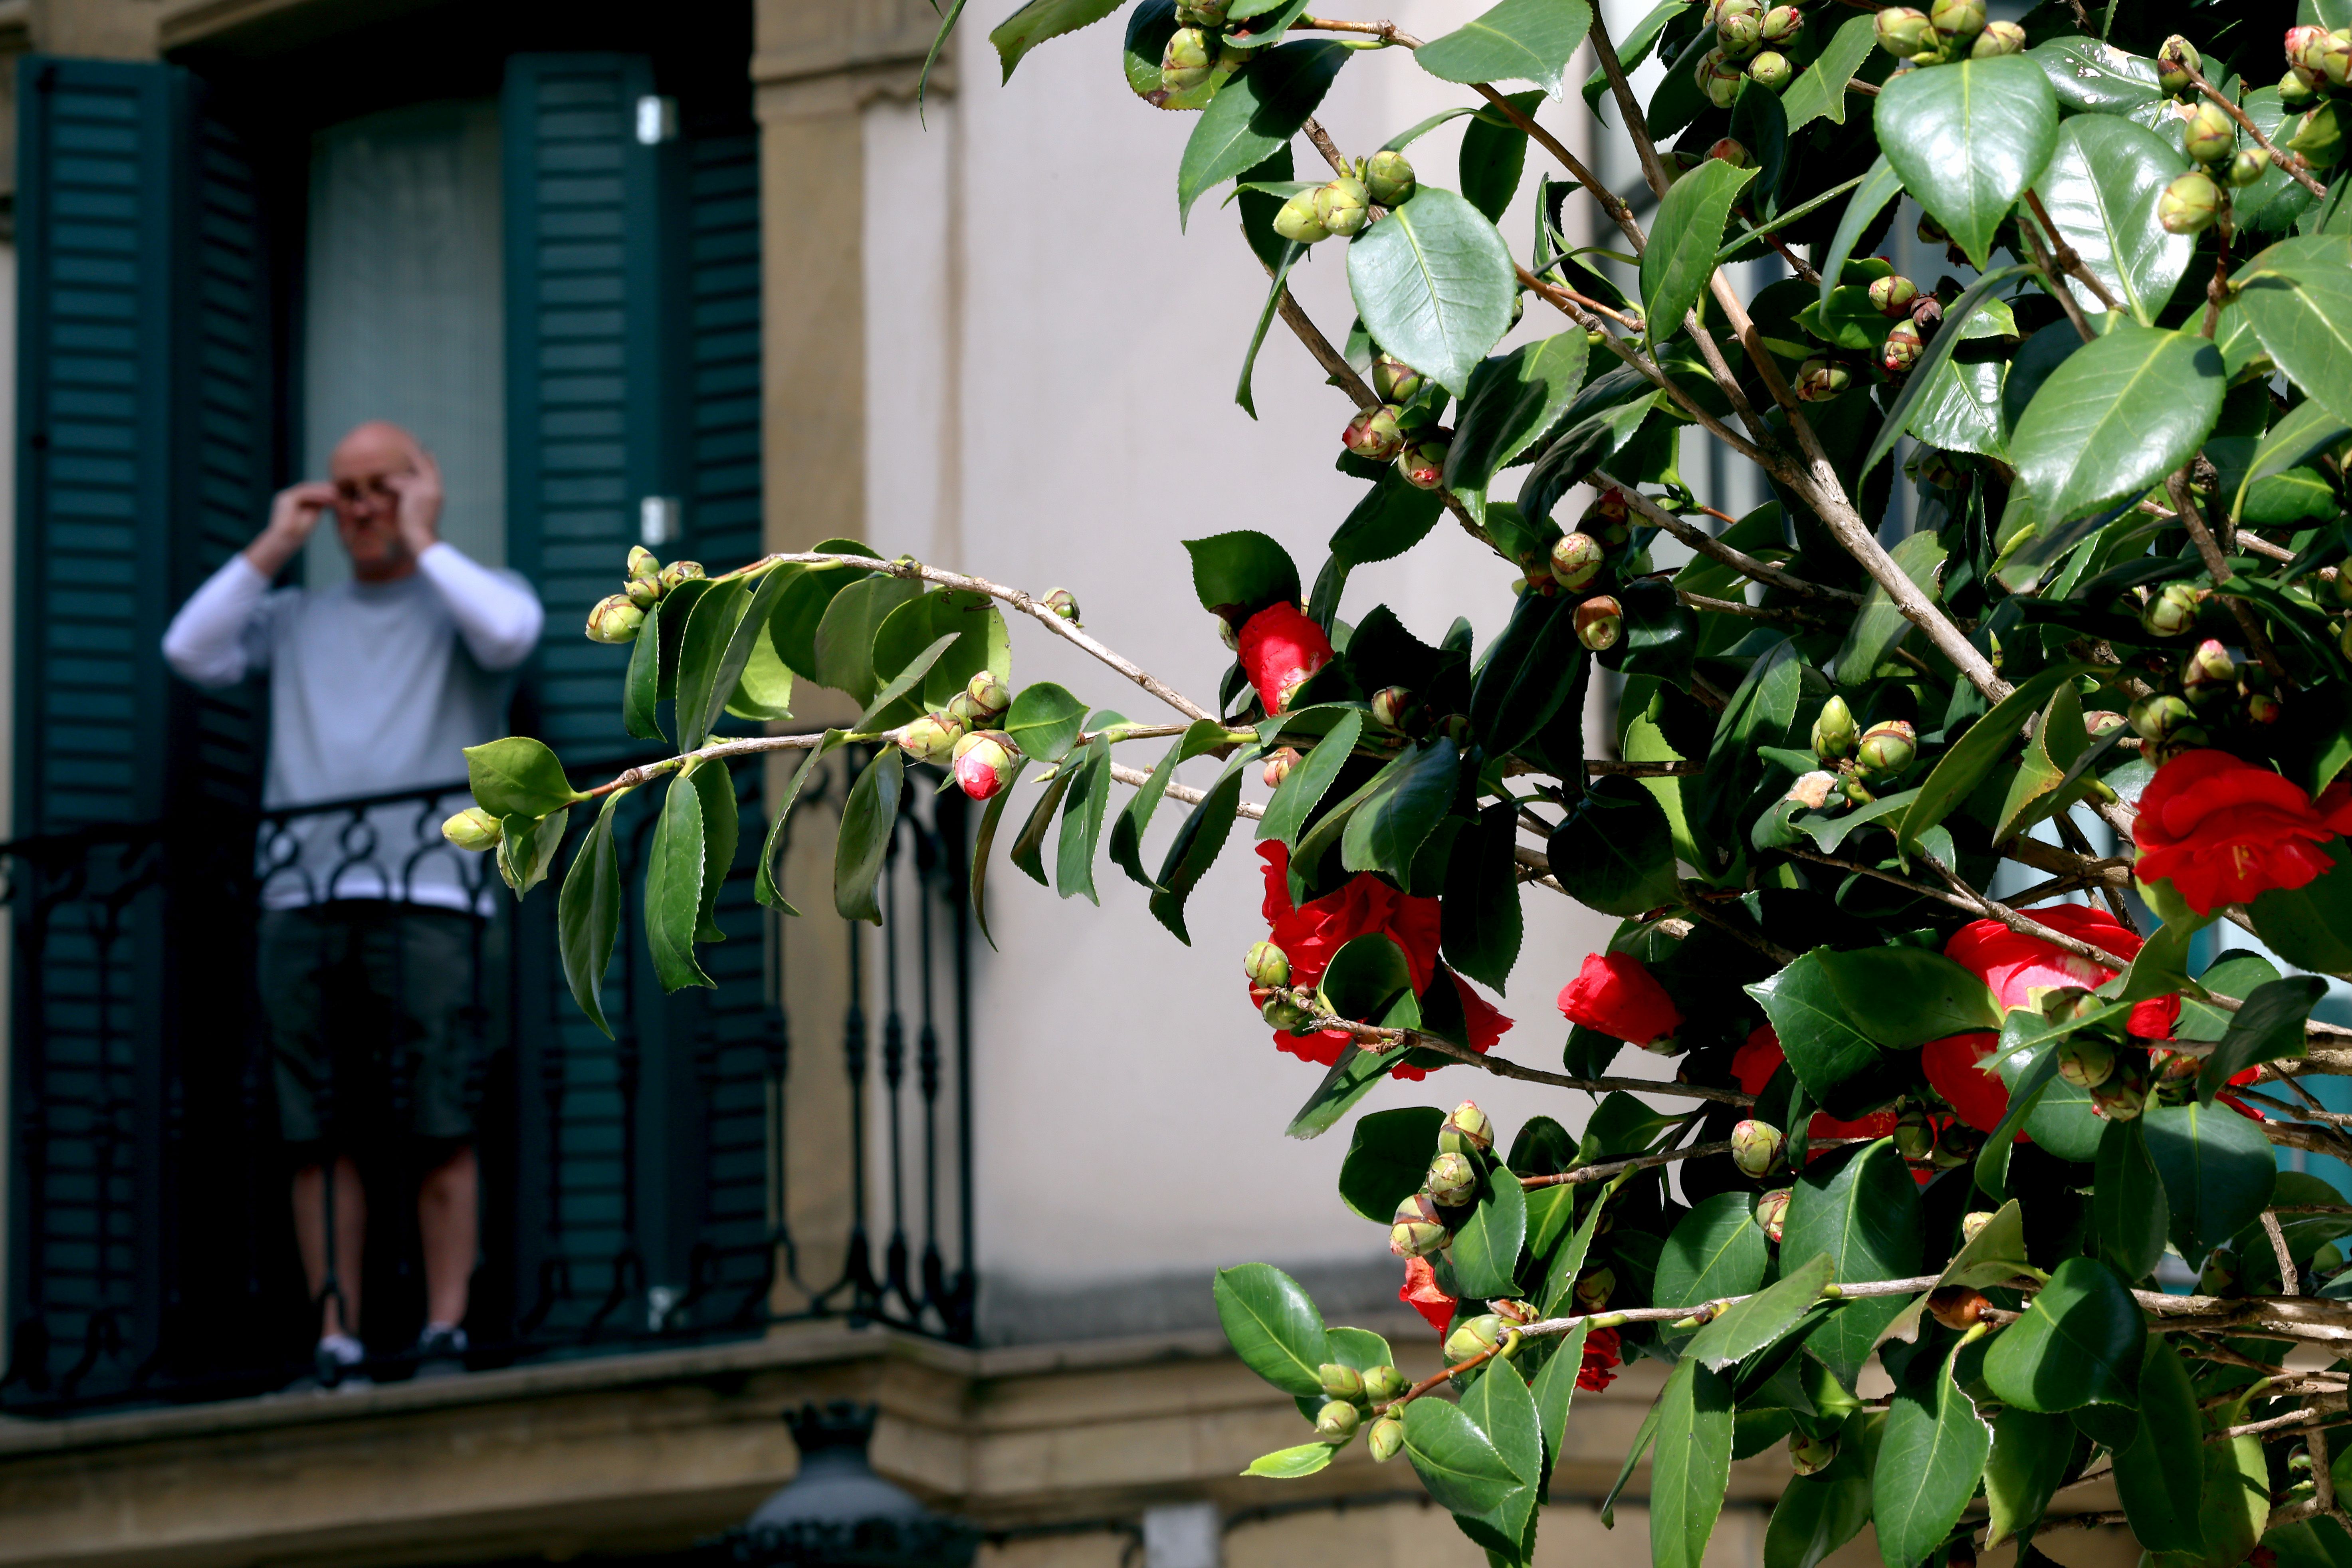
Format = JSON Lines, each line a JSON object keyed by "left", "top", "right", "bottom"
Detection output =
{"left": 0, "top": 749, "right": 973, "bottom": 1415}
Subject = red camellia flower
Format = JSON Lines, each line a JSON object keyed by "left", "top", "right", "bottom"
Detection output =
{"left": 1923, "top": 905, "right": 2183, "bottom": 1134}
{"left": 2133, "top": 749, "right": 2342, "bottom": 914}
{"left": 1577, "top": 1326, "right": 1623, "bottom": 1392}
{"left": 1236, "top": 603, "right": 1334, "bottom": 716}
{"left": 1254, "top": 842, "right": 1511, "bottom": 1079}
{"left": 1557, "top": 952, "right": 1683, "bottom": 1048}
{"left": 1400, "top": 1256, "right": 1456, "bottom": 1336}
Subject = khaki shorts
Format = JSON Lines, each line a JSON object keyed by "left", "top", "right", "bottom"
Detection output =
{"left": 258, "top": 901, "right": 499, "bottom": 1146}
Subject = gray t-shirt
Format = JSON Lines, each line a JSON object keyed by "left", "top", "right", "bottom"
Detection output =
{"left": 162, "top": 544, "right": 545, "bottom": 910}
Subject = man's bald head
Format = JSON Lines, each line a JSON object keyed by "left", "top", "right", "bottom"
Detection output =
{"left": 327, "top": 421, "right": 435, "bottom": 583}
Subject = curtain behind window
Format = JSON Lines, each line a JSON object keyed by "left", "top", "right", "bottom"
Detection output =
{"left": 303, "top": 98, "right": 504, "bottom": 587}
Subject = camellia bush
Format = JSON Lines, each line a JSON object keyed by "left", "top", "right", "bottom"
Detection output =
{"left": 444, "top": 0, "right": 2352, "bottom": 1561}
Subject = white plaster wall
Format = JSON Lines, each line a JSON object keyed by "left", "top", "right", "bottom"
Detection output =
{"left": 864, "top": 18, "right": 1699, "bottom": 1298}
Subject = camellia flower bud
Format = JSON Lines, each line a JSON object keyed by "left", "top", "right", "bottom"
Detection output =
{"left": 2282, "top": 69, "right": 2319, "bottom": 108}
{"left": 585, "top": 593, "right": 646, "bottom": 643}
{"left": 1550, "top": 531, "right": 1607, "bottom": 591}
{"left": 2158, "top": 34, "right": 2201, "bottom": 93}
{"left": 1176, "top": 0, "right": 1227, "bottom": 21}
{"left": 1731, "top": 1119, "right": 1785, "bottom": 1178}
{"left": 1426, "top": 1151, "right": 1479, "bottom": 1207}
{"left": 1960, "top": 1209, "right": 1995, "bottom": 1245}
{"left": 1262, "top": 992, "right": 1313, "bottom": 1031}
{"left": 1926, "top": 1285, "right": 1992, "bottom": 1331}
{"left": 1746, "top": 50, "right": 1793, "bottom": 89}
{"left": 1812, "top": 695, "right": 1859, "bottom": 759}
{"left": 1717, "top": 2, "right": 1764, "bottom": 58}
{"left": 1342, "top": 404, "right": 1406, "bottom": 461}
{"left": 1365, "top": 1364, "right": 1409, "bottom": 1402}
{"left": 442, "top": 806, "right": 503, "bottom": 852}
{"left": 627, "top": 544, "right": 660, "bottom": 585}
{"left": 1755, "top": 1187, "right": 1790, "bottom": 1243}
{"left": 1893, "top": 1108, "right": 1936, "bottom": 1162}
{"left": 1869, "top": 274, "right": 1919, "bottom": 317}
{"left": 2090, "top": 1070, "right": 2146, "bottom": 1121}
{"left": 2182, "top": 638, "right": 2237, "bottom": 705}
{"left": 1574, "top": 595, "right": 1624, "bottom": 652}
{"left": 2247, "top": 690, "right": 2283, "bottom": 726}
{"left": 2289, "top": 24, "right": 2332, "bottom": 74}
{"left": 1492, "top": 1298, "right": 1536, "bottom": 1326}
{"left": 1929, "top": 0, "right": 1983, "bottom": 38}
{"left": 625, "top": 574, "right": 661, "bottom": 611}
{"left": 1573, "top": 1267, "right": 1616, "bottom": 1312}
{"left": 1320, "top": 1362, "right": 1367, "bottom": 1401}
{"left": 949, "top": 729, "right": 1020, "bottom": 801}
{"left": 1760, "top": 4, "right": 1802, "bottom": 45}
{"left": 2228, "top": 148, "right": 2273, "bottom": 187}
{"left": 1797, "top": 357, "right": 1851, "bottom": 402}
{"left": 2184, "top": 100, "right": 2237, "bottom": 165}
{"left": 1696, "top": 47, "right": 1746, "bottom": 106}
{"left": 1371, "top": 353, "right": 1423, "bottom": 403}
{"left": 1364, "top": 149, "right": 1417, "bottom": 207}
{"left": 1881, "top": 320, "right": 1925, "bottom": 376}
{"left": 1367, "top": 1412, "right": 1405, "bottom": 1462}
{"left": 1398, "top": 432, "right": 1450, "bottom": 490}
{"left": 2159, "top": 170, "right": 2223, "bottom": 234}
{"left": 1790, "top": 1435, "right": 1839, "bottom": 1476}
{"left": 2317, "top": 30, "right": 2352, "bottom": 88}
{"left": 1371, "top": 686, "right": 1416, "bottom": 729}
{"left": 1875, "top": 6, "right": 1935, "bottom": 57}
{"left": 1262, "top": 747, "right": 1298, "bottom": 788}
{"left": 1440, "top": 1100, "right": 1494, "bottom": 1156}
{"left": 965, "top": 671, "right": 1012, "bottom": 720}
{"left": 1971, "top": 20, "right": 2025, "bottom": 56}
{"left": 1390, "top": 1193, "right": 1448, "bottom": 1258}
{"left": 1244, "top": 940, "right": 1291, "bottom": 989}
{"left": 1445, "top": 1314, "right": 1508, "bottom": 1364}
{"left": 1274, "top": 191, "right": 1331, "bottom": 248}
{"left": 1315, "top": 1400, "right": 1361, "bottom": 1441}
{"left": 1708, "top": 137, "right": 1751, "bottom": 168}
{"left": 658, "top": 559, "right": 705, "bottom": 593}
{"left": 1042, "top": 588, "right": 1082, "bottom": 625}
{"left": 898, "top": 712, "right": 963, "bottom": 766}
{"left": 1856, "top": 719, "right": 1916, "bottom": 777}
{"left": 2129, "top": 693, "right": 2198, "bottom": 742}
{"left": 1161, "top": 26, "right": 1215, "bottom": 91}
{"left": 2057, "top": 1036, "right": 2117, "bottom": 1090}
{"left": 1314, "top": 176, "right": 1371, "bottom": 239}
{"left": 2140, "top": 580, "right": 2203, "bottom": 637}
{"left": 2084, "top": 709, "right": 2126, "bottom": 737}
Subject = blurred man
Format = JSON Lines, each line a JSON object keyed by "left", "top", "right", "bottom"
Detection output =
{"left": 163, "top": 421, "right": 543, "bottom": 1387}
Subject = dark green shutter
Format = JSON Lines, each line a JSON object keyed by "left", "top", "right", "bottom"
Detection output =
{"left": 501, "top": 58, "right": 768, "bottom": 1336}
{"left": 7, "top": 57, "right": 273, "bottom": 1403}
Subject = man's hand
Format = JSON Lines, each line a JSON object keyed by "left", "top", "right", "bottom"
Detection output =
{"left": 386, "top": 445, "right": 444, "bottom": 560}
{"left": 244, "top": 481, "right": 339, "bottom": 579}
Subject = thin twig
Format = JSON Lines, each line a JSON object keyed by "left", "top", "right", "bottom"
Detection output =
{"left": 2023, "top": 190, "right": 2126, "bottom": 316}
{"left": 1603, "top": 475, "right": 1865, "bottom": 604}
{"left": 2186, "top": 67, "right": 2330, "bottom": 197}
{"left": 2168, "top": 471, "right": 2290, "bottom": 683}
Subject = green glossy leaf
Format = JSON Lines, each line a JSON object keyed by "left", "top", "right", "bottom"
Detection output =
{"left": 1530, "top": 1318, "right": 1592, "bottom": 1471}
{"left": 1546, "top": 774, "right": 1678, "bottom": 918}
{"left": 2111, "top": 1338, "right": 2206, "bottom": 1554}
{"left": 769, "top": 543, "right": 881, "bottom": 681}
{"left": 466, "top": 736, "right": 583, "bottom": 819}
{"left": 811, "top": 574, "right": 924, "bottom": 704}
{"left": 624, "top": 600, "right": 665, "bottom": 741}
{"left": 1456, "top": 1358, "right": 1542, "bottom": 1552}
{"left": 2094, "top": 1116, "right": 2168, "bottom": 1282}
{"left": 2248, "top": 842, "right": 2352, "bottom": 976}
{"left": 2029, "top": 114, "right": 2193, "bottom": 325}
{"left": 1640, "top": 159, "right": 1755, "bottom": 348}
{"left": 1686, "top": 1250, "right": 1836, "bottom": 1371}
{"left": 1874, "top": 56, "right": 2058, "bottom": 269}
{"left": 1213, "top": 1262, "right": 1331, "bottom": 1396}
{"left": 870, "top": 587, "right": 1009, "bottom": 716}
{"left": 495, "top": 806, "right": 569, "bottom": 900}
{"left": 2010, "top": 323, "right": 2225, "bottom": 528}
{"left": 1764, "top": 1410, "right": 1877, "bottom": 1568}
{"left": 1176, "top": 41, "right": 1351, "bottom": 227}
{"left": 1112, "top": 718, "right": 1231, "bottom": 888}
{"left": 1874, "top": 1347, "right": 1993, "bottom": 1568}
{"left": 1983, "top": 1406, "right": 2072, "bottom": 1546}
{"left": 833, "top": 747, "right": 902, "bottom": 926}
{"left": 1460, "top": 90, "right": 1539, "bottom": 224}
{"left": 1657, "top": 1192, "right": 1769, "bottom": 1312}
{"left": 1260, "top": 709, "right": 1363, "bottom": 850}
{"left": 1864, "top": 265, "right": 2033, "bottom": 477}
{"left": 1338, "top": 1106, "right": 1444, "bottom": 1222}
{"left": 1009, "top": 763, "right": 1077, "bottom": 889}
{"left": 1317, "top": 931, "right": 1413, "bottom": 1025}
{"left": 686, "top": 757, "right": 737, "bottom": 943}
{"left": 1813, "top": 946, "right": 2001, "bottom": 1047}
{"left": 1413, "top": 0, "right": 1592, "bottom": 96}
{"left": 1748, "top": 952, "right": 1910, "bottom": 1120}
{"left": 1236, "top": 236, "right": 1307, "bottom": 417}
{"left": 1834, "top": 529, "right": 1943, "bottom": 683}
{"left": 1818, "top": 155, "right": 1904, "bottom": 314}
{"left": 1341, "top": 737, "right": 1460, "bottom": 883}
{"left": 1055, "top": 735, "right": 1113, "bottom": 904}
{"left": 1327, "top": 470, "right": 1446, "bottom": 561}
{"left": 1149, "top": 760, "right": 1246, "bottom": 943}
{"left": 2234, "top": 236, "right": 2352, "bottom": 426}
{"left": 647, "top": 773, "right": 714, "bottom": 992}
{"left": 1651, "top": 1358, "right": 1734, "bottom": 1568}
{"left": 1347, "top": 186, "right": 1519, "bottom": 397}
{"left": 673, "top": 577, "right": 751, "bottom": 753}
{"left": 725, "top": 575, "right": 799, "bottom": 723}
{"left": 1981, "top": 1256, "right": 2144, "bottom": 1412}
{"left": 1450, "top": 1162, "right": 1528, "bottom": 1300}
{"left": 1003, "top": 681, "right": 1090, "bottom": 763}
{"left": 1783, "top": 12, "right": 1878, "bottom": 132}
{"left": 1242, "top": 1442, "right": 1335, "bottom": 1478}
{"left": 557, "top": 789, "right": 630, "bottom": 1038}
{"left": 1285, "top": 1040, "right": 1412, "bottom": 1138}
{"left": 1442, "top": 800, "right": 1524, "bottom": 992}
{"left": 2152, "top": 1423, "right": 2267, "bottom": 1568}
{"left": 1403, "top": 1396, "right": 1528, "bottom": 1519}
{"left": 1187, "top": 530, "right": 1301, "bottom": 620}
{"left": 652, "top": 577, "right": 714, "bottom": 702}
{"left": 1898, "top": 661, "right": 2094, "bottom": 848}
{"left": 2143, "top": 1100, "right": 2279, "bottom": 1259}
{"left": 1780, "top": 1140, "right": 1922, "bottom": 1385}
{"left": 754, "top": 733, "right": 846, "bottom": 915}
{"left": 2199, "top": 975, "right": 2325, "bottom": 1104}
{"left": 2226, "top": 397, "right": 2350, "bottom": 523}
{"left": 1468, "top": 590, "right": 1585, "bottom": 755}
{"left": 989, "top": 0, "right": 1123, "bottom": 80}
{"left": 2029, "top": 36, "right": 2160, "bottom": 113}
{"left": 1446, "top": 333, "right": 1590, "bottom": 500}
{"left": 966, "top": 755, "right": 1031, "bottom": 950}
